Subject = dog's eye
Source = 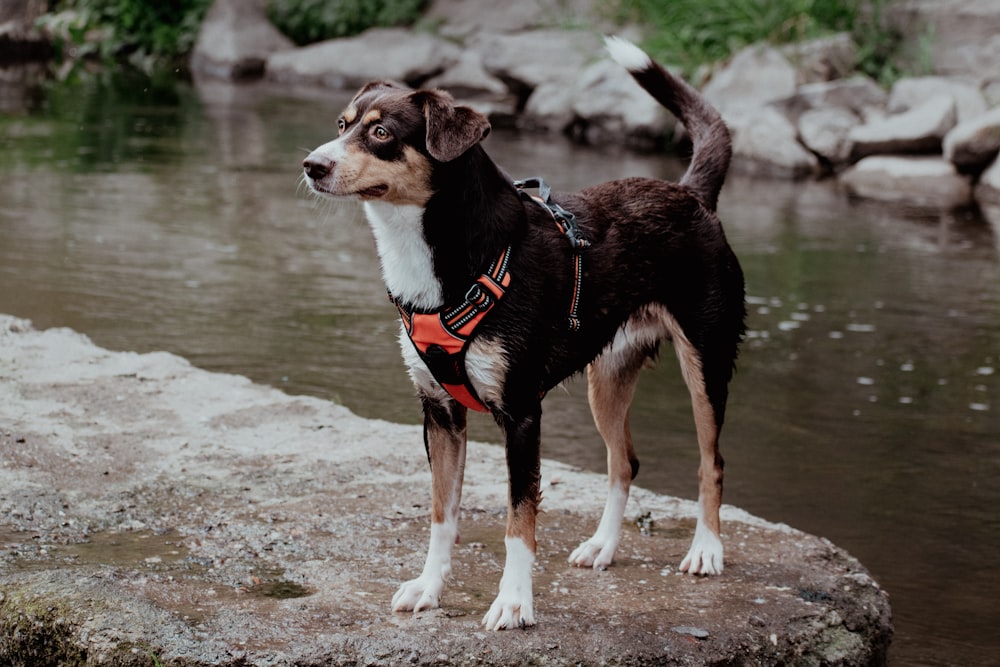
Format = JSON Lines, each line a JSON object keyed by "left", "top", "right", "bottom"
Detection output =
{"left": 337, "top": 117, "right": 346, "bottom": 133}
{"left": 371, "top": 125, "right": 390, "bottom": 141}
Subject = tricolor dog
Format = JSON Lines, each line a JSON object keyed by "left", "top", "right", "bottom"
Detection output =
{"left": 302, "top": 37, "right": 745, "bottom": 630}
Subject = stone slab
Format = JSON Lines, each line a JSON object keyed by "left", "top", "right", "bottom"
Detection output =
{"left": 0, "top": 315, "right": 892, "bottom": 665}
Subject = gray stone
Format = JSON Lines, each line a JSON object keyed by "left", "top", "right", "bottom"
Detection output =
{"left": 731, "top": 107, "right": 820, "bottom": 178}
{"left": 799, "top": 107, "right": 859, "bottom": 165}
{"left": 849, "top": 95, "right": 957, "bottom": 160}
{"left": 943, "top": 106, "right": 1000, "bottom": 172}
{"left": 423, "top": 51, "right": 518, "bottom": 121}
{"left": 265, "top": 28, "right": 461, "bottom": 89}
{"left": 975, "top": 156, "right": 1000, "bottom": 205}
{"left": 568, "top": 59, "right": 674, "bottom": 148}
{"left": 703, "top": 44, "right": 798, "bottom": 121}
{"left": 773, "top": 77, "right": 888, "bottom": 122}
{"left": 888, "top": 76, "right": 988, "bottom": 124}
{"left": 840, "top": 156, "right": 973, "bottom": 208}
{"left": 780, "top": 32, "right": 857, "bottom": 84}
{"left": 190, "top": 0, "right": 294, "bottom": 80}
{"left": 425, "top": 0, "right": 608, "bottom": 39}
{"left": 473, "top": 29, "right": 603, "bottom": 91}
{"left": 0, "top": 316, "right": 894, "bottom": 666}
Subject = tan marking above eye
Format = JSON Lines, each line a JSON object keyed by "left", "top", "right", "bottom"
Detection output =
{"left": 362, "top": 108, "right": 382, "bottom": 125}
{"left": 342, "top": 105, "right": 358, "bottom": 124}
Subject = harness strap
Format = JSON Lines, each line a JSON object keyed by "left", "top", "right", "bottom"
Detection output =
{"left": 391, "top": 245, "right": 512, "bottom": 413}
{"left": 514, "top": 178, "right": 590, "bottom": 331}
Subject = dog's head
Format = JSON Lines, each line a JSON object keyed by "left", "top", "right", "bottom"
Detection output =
{"left": 302, "top": 81, "right": 491, "bottom": 207}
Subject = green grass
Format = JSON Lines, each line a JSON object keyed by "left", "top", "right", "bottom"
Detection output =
{"left": 266, "top": 0, "right": 429, "bottom": 46}
{"left": 613, "top": 0, "right": 904, "bottom": 84}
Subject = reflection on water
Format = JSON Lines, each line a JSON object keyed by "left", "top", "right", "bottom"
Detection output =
{"left": 1, "top": 70, "right": 998, "bottom": 665}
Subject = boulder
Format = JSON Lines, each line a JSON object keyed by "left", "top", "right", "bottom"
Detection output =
{"left": 730, "top": 106, "right": 820, "bottom": 178}
{"left": 848, "top": 95, "right": 957, "bottom": 160}
{"left": 943, "top": 106, "right": 1000, "bottom": 172}
{"left": 773, "top": 77, "right": 887, "bottom": 122}
{"left": 798, "top": 107, "right": 858, "bottom": 166}
{"left": 888, "top": 76, "right": 988, "bottom": 124}
{"left": 840, "top": 156, "right": 973, "bottom": 208}
{"left": 425, "top": 0, "right": 607, "bottom": 39}
{"left": 423, "top": 51, "right": 518, "bottom": 121}
{"left": 472, "top": 29, "right": 603, "bottom": 93}
{"left": 780, "top": 32, "right": 857, "bottom": 84}
{"left": 190, "top": 0, "right": 294, "bottom": 80}
{"left": 702, "top": 44, "right": 797, "bottom": 123}
{"left": 265, "top": 28, "right": 461, "bottom": 89}
{"left": 975, "top": 156, "right": 1000, "bottom": 205}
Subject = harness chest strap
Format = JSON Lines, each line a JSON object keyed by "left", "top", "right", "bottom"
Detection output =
{"left": 392, "top": 245, "right": 512, "bottom": 413}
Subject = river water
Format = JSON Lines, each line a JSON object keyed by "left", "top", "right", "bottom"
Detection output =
{"left": 1, "top": 70, "right": 998, "bottom": 665}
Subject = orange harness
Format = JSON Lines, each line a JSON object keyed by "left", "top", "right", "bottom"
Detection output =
{"left": 390, "top": 178, "right": 588, "bottom": 413}
{"left": 391, "top": 245, "right": 512, "bottom": 412}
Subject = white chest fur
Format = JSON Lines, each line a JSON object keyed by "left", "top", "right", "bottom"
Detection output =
{"left": 364, "top": 201, "right": 443, "bottom": 311}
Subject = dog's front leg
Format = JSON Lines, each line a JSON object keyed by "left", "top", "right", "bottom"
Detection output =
{"left": 482, "top": 403, "right": 541, "bottom": 630}
{"left": 392, "top": 398, "right": 467, "bottom": 614}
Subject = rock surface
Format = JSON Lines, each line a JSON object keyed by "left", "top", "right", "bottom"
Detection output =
{"left": 189, "top": 0, "right": 294, "bottom": 80}
{"left": 0, "top": 315, "right": 893, "bottom": 666}
{"left": 841, "top": 156, "right": 973, "bottom": 208}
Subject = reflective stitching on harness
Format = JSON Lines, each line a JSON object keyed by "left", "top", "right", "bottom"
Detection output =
{"left": 514, "top": 178, "right": 590, "bottom": 331}
{"left": 391, "top": 245, "right": 512, "bottom": 413}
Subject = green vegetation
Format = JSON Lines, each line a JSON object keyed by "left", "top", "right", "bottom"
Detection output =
{"left": 614, "top": 0, "right": 905, "bottom": 84}
{"left": 37, "top": 0, "right": 211, "bottom": 71}
{"left": 266, "top": 0, "right": 429, "bottom": 46}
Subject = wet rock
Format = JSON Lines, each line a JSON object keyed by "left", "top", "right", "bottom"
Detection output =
{"left": 798, "top": 107, "right": 859, "bottom": 166}
{"left": 265, "top": 28, "right": 461, "bottom": 89}
{"left": 731, "top": 107, "right": 821, "bottom": 178}
{"left": 848, "top": 95, "right": 957, "bottom": 160}
{"left": 780, "top": 32, "right": 858, "bottom": 84}
{"left": 0, "top": 0, "right": 51, "bottom": 61}
{"left": 943, "top": 106, "right": 1000, "bottom": 173}
{"left": 975, "top": 157, "right": 1000, "bottom": 205}
{"left": 888, "top": 76, "right": 988, "bottom": 124}
{"left": 702, "top": 44, "right": 798, "bottom": 121}
{"left": 0, "top": 316, "right": 893, "bottom": 665}
{"left": 773, "top": 77, "right": 888, "bottom": 123}
{"left": 473, "top": 29, "right": 602, "bottom": 92}
{"left": 189, "top": 0, "right": 294, "bottom": 80}
{"left": 840, "top": 156, "right": 973, "bottom": 208}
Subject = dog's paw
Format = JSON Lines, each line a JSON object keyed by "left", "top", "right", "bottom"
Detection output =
{"left": 678, "top": 523, "right": 724, "bottom": 575}
{"left": 568, "top": 537, "right": 617, "bottom": 570}
{"left": 391, "top": 575, "right": 445, "bottom": 613}
{"left": 482, "top": 594, "right": 535, "bottom": 630}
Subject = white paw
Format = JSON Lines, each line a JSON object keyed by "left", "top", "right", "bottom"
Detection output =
{"left": 568, "top": 537, "right": 617, "bottom": 570}
{"left": 391, "top": 574, "right": 445, "bottom": 612}
{"left": 678, "top": 523, "right": 724, "bottom": 575}
{"left": 482, "top": 594, "right": 535, "bottom": 630}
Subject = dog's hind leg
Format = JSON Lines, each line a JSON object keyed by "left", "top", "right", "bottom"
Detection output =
{"left": 568, "top": 344, "right": 645, "bottom": 569}
{"left": 482, "top": 402, "right": 542, "bottom": 630}
{"left": 664, "top": 314, "right": 726, "bottom": 576}
{"left": 392, "top": 398, "right": 468, "bottom": 613}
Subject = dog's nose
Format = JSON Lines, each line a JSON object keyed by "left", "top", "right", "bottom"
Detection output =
{"left": 303, "top": 155, "right": 333, "bottom": 180}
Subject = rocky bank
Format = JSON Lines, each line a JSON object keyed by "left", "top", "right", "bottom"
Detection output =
{"left": 0, "top": 315, "right": 892, "bottom": 665}
{"left": 184, "top": 0, "right": 1000, "bottom": 216}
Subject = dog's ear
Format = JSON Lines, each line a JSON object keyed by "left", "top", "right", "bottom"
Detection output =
{"left": 414, "top": 90, "right": 491, "bottom": 162}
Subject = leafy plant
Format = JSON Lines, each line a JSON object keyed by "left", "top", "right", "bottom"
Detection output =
{"left": 266, "top": 0, "right": 428, "bottom": 46}
{"left": 39, "top": 0, "right": 211, "bottom": 70}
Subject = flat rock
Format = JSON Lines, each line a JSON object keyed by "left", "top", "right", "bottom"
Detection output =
{"left": 472, "top": 29, "right": 603, "bottom": 92}
{"left": 888, "top": 76, "right": 988, "bottom": 124}
{"left": 0, "top": 315, "right": 893, "bottom": 666}
{"left": 799, "top": 107, "right": 859, "bottom": 165}
{"left": 190, "top": 0, "right": 294, "bottom": 80}
{"left": 265, "top": 28, "right": 461, "bottom": 89}
{"left": 849, "top": 95, "right": 957, "bottom": 160}
{"left": 840, "top": 155, "right": 973, "bottom": 208}
{"left": 731, "top": 107, "right": 821, "bottom": 178}
{"left": 773, "top": 77, "right": 888, "bottom": 123}
{"left": 943, "top": 105, "right": 1000, "bottom": 172}
{"left": 703, "top": 44, "right": 798, "bottom": 121}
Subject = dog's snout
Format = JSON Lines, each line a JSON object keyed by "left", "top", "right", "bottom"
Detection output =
{"left": 303, "top": 155, "right": 333, "bottom": 181}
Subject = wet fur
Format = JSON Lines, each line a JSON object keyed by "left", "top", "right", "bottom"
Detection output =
{"left": 303, "top": 37, "right": 745, "bottom": 630}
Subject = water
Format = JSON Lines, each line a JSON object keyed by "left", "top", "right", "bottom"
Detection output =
{"left": 1, "top": 69, "right": 998, "bottom": 665}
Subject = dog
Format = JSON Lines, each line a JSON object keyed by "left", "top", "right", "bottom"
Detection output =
{"left": 302, "top": 37, "right": 745, "bottom": 630}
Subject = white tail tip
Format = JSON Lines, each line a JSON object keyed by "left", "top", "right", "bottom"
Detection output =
{"left": 604, "top": 35, "right": 652, "bottom": 72}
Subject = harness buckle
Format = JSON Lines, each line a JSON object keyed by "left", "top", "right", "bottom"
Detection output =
{"left": 465, "top": 283, "right": 489, "bottom": 306}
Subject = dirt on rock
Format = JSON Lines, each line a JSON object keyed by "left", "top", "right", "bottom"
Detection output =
{"left": 0, "top": 315, "right": 892, "bottom": 666}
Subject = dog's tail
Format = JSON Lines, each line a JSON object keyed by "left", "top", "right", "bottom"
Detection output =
{"left": 605, "top": 36, "right": 731, "bottom": 212}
